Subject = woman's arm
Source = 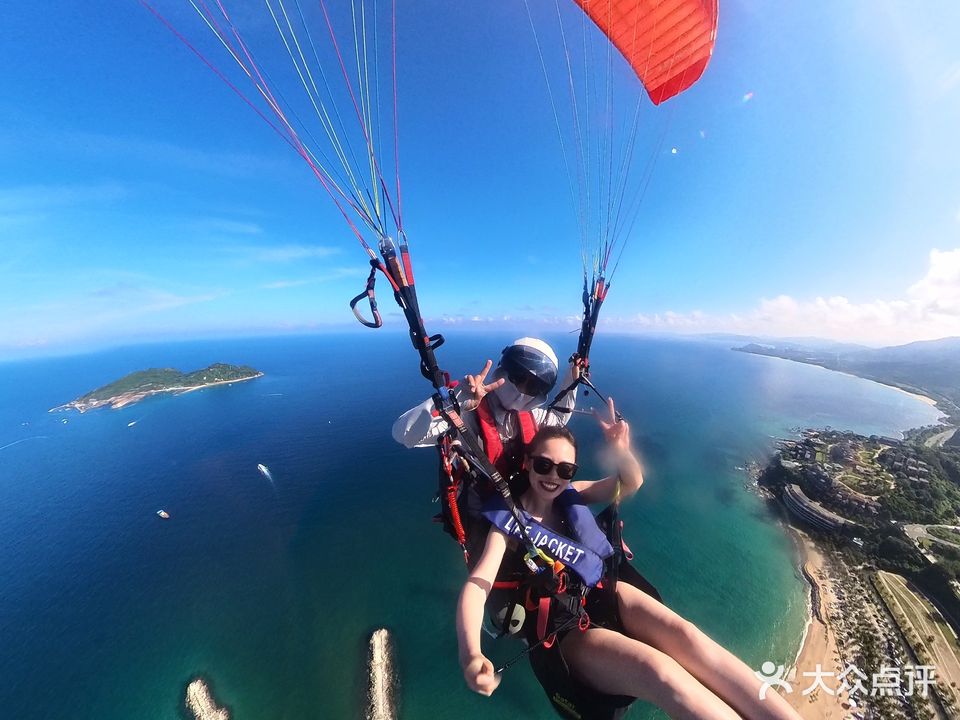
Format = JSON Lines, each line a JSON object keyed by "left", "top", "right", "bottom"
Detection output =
{"left": 456, "top": 527, "right": 508, "bottom": 695}
{"left": 572, "top": 397, "right": 643, "bottom": 505}
{"left": 572, "top": 449, "right": 643, "bottom": 505}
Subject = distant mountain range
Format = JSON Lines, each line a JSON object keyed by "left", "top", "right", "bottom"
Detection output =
{"left": 733, "top": 337, "right": 960, "bottom": 426}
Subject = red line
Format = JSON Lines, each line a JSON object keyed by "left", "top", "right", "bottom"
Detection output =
{"left": 140, "top": 1, "right": 294, "bottom": 153}
{"left": 210, "top": 0, "right": 378, "bottom": 237}
{"left": 139, "top": 0, "right": 371, "bottom": 251}
{"left": 317, "top": 0, "right": 393, "bottom": 218}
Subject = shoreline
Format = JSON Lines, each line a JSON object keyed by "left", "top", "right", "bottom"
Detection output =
{"left": 742, "top": 349, "right": 949, "bottom": 421}
{"left": 812, "top": 365, "right": 944, "bottom": 419}
{"left": 782, "top": 523, "right": 847, "bottom": 719}
{"left": 882, "top": 381, "right": 939, "bottom": 408}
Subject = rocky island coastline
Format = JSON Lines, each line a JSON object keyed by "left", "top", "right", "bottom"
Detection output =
{"left": 50, "top": 363, "right": 263, "bottom": 412}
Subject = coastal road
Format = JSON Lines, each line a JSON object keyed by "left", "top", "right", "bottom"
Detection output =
{"left": 904, "top": 524, "right": 960, "bottom": 550}
{"left": 876, "top": 571, "right": 960, "bottom": 706}
{"left": 925, "top": 428, "right": 957, "bottom": 448}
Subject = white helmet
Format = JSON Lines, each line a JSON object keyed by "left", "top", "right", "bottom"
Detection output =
{"left": 494, "top": 337, "right": 559, "bottom": 411}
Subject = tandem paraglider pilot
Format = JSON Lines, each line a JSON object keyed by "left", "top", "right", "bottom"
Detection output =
{"left": 392, "top": 337, "right": 579, "bottom": 476}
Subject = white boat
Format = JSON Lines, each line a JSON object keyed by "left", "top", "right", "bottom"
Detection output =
{"left": 157, "top": 509, "right": 170, "bottom": 519}
{"left": 257, "top": 463, "right": 273, "bottom": 482}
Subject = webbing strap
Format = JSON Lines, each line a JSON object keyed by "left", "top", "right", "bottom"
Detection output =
{"left": 517, "top": 411, "right": 538, "bottom": 445}
{"left": 435, "top": 395, "right": 546, "bottom": 567}
{"left": 537, "top": 596, "right": 554, "bottom": 648}
{"left": 475, "top": 398, "right": 503, "bottom": 465}
{"left": 476, "top": 398, "right": 538, "bottom": 476}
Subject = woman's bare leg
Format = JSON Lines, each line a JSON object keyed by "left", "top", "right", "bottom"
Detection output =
{"left": 561, "top": 626, "right": 743, "bottom": 720}
{"left": 615, "top": 582, "right": 800, "bottom": 720}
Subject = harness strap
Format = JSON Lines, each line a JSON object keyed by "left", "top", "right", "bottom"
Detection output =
{"left": 437, "top": 397, "right": 547, "bottom": 568}
{"left": 475, "top": 398, "right": 502, "bottom": 464}
{"left": 517, "top": 410, "right": 537, "bottom": 445}
{"left": 621, "top": 522, "right": 634, "bottom": 561}
{"left": 537, "top": 596, "right": 554, "bottom": 648}
{"left": 476, "top": 397, "right": 538, "bottom": 477}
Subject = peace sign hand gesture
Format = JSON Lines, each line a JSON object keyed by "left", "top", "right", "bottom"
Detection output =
{"left": 594, "top": 397, "right": 630, "bottom": 452}
{"left": 461, "top": 359, "right": 505, "bottom": 412}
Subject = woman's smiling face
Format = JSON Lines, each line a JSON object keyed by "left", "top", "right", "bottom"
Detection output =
{"left": 527, "top": 436, "right": 577, "bottom": 501}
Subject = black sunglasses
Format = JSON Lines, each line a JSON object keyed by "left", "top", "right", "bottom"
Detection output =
{"left": 530, "top": 455, "right": 579, "bottom": 481}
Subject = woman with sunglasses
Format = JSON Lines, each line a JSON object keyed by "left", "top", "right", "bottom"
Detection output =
{"left": 457, "top": 398, "right": 802, "bottom": 720}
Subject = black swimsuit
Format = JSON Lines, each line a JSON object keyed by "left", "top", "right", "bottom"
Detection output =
{"left": 487, "top": 505, "right": 663, "bottom": 720}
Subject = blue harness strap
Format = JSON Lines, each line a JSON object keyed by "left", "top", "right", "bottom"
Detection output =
{"left": 482, "top": 488, "right": 614, "bottom": 587}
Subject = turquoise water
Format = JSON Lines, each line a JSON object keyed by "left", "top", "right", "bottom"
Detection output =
{"left": 0, "top": 333, "right": 942, "bottom": 719}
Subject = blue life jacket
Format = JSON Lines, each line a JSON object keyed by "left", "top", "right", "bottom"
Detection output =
{"left": 481, "top": 487, "right": 614, "bottom": 587}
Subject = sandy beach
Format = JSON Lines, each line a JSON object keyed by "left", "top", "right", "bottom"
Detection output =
{"left": 784, "top": 527, "right": 848, "bottom": 719}
{"left": 826, "top": 367, "right": 943, "bottom": 416}
{"left": 886, "top": 383, "right": 940, "bottom": 409}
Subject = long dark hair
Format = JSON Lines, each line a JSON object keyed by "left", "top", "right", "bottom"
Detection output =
{"left": 525, "top": 425, "right": 577, "bottom": 458}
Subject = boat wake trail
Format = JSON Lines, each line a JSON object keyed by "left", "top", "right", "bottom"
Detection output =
{"left": 257, "top": 463, "right": 278, "bottom": 497}
{"left": 0, "top": 436, "right": 49, "bottom": 453}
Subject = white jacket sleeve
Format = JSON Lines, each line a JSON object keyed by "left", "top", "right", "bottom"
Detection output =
{"left": 391, "top": 386, "right": 472, "bottom": 448}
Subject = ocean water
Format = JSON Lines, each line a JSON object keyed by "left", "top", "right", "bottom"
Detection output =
{"left": 0, "top": 333, "right": 943, "bottom": 720}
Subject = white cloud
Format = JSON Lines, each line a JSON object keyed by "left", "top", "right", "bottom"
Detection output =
{"left": 610, "top": 248, "right": 960, "bottom": 345}
{"left": 59, "top": 132, "right": 287, "bottom": 178}
{"left": 194, "top": 218, "right": 263, "bottom": 236}
{"left": 0, "top": 213, "right": 41, "bottom": 229}
{"left": 907, "top": 248, "right": 960, "bottom": 317}
{"left": 0, "top": 183, "right": 127, "bottom": 213}
{"left": 261, "top": 267, "right": 364, "bottom": 289}
{"left": 938, "top": 61, "right": 960, "bottom": 95}
{"left": 2, "top": 276, "right": 224, "bottom": 350}
{"left": 230, "top": 243, "right": 341, "bottom": 263}
{"left": 262, "top": 279, "right": 313, "bottom": 290}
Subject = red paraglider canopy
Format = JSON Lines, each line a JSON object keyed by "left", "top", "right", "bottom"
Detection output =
{"left": 573, "top": 0, "right": 718, "bottom": 104}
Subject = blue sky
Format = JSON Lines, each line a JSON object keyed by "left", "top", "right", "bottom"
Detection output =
{"left": 2, "top": 0, "right": 959, "bottom": 358}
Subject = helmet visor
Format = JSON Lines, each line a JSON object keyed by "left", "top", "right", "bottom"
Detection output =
{"left": 499, "top": 344, "right": 558, "bottom": 398}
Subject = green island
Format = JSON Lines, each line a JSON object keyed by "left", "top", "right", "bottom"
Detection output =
{"left": 51, "top": 363, "right": 263, "bottom": 412}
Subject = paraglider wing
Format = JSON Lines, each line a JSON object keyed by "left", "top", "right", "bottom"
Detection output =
{"left": 573, "top": 0, "right": 718, "bottom": 104}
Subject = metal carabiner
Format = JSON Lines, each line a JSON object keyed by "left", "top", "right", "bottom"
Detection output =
{"left": 349, "top": 262, "right": 382, "bottom": 328}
